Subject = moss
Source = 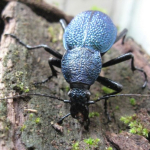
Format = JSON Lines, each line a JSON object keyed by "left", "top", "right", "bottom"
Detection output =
{"left": 21, "top": 124, "right": 27, "bottom": 132}
{"left": 120, "top": 114, "right": 149, "bottom": 137}
{"left": 65, "top": 86, "right": 70, "bottom": 92}
{"left": 102, "top": 86, "right": 115, "bottom": 94}
{"left": 72, "top": 138, "right": 100, "bottom": 150}
{"left": 89, "top": 112, "right": 99, "bottom": 118}
{"left": 16, "top": 82, "right": 30, "bottom": 93}
{"left": 48, "top": 26, "right": 58, "bottom": 43}
{"left": 0, "top": 101, "right": 7, "bottom": 116}
{"left": 107, "top": 147, "right": 113, "bottom": 150}
{"left": 5, "top": 126, "right": 9, "bottom": 131}
{"left": 13, "top": 50, "right": 19, "bottom": 56}
{"left": 24, "top": 88, "right": 30, "bottom": 93}
{"left": 29, "top": 113, "right": 34, "bottom": 119}
{"left": 130, "top": 98, "right": 136, "bottom": 106}
{"left": 15, "top": 71, "right": 24, "bottom": 77}
{"left": 83, "top": 137, "right": 100, "bottom": 149}
{"left": 35, "top": 118, "right": 41, "bottom": 124}
{"left": 115, "top": 105, "right": 119, "bottom": 110}
{"left": 72, "top": 142, "right": 79, "bottom": 150}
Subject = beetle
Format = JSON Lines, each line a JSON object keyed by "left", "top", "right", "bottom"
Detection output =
{"left": 5, "top": 10, "right": 147, "bottom": 130}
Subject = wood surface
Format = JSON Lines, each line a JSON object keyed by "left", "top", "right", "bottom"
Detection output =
{"left": 0, "top": 2, "right": 150, "bottom": 150}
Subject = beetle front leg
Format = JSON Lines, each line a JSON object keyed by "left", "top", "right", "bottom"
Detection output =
{"left": 34, "top": 58, "right": 61, "bottom": 85}
{"left": 96, "top": 76, "right": 123, "bottom": 121}
{"left": 102, "top": 53, "right": 148, "bottom": 88}
{"left": 96, "top": 76, "right": 123, "bottom": 95}
{"left": 57, "top": 113, "right": 71, "bottom": 125}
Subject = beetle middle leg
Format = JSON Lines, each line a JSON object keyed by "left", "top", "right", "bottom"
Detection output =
{"left": 5, "top": 34, "right": 63, "bottom": 84}
{"left": 102, "top": 53, "right": 148, "bottom": 88}
{"left": 5, "top": 34, "right": 63, "bottom": 59}
{"left": 34, "top": 58, "right": 61, "bottom": 85}
{"left": 96, "top": 76, "right": 123, "bottom": 121}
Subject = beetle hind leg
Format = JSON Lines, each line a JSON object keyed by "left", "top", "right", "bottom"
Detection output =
{"left": 102, "top": 53, "right": 148, "bottom": 88}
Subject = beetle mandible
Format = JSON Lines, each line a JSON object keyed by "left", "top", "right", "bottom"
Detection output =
{"left": 5, "top": 10, "right": 147, "bottom": 130}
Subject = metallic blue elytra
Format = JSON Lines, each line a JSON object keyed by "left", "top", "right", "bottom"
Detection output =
{"left": 63, "top": 10, "right": 117, "bottom": 53}
{"left": 62, "top": 47, "right": 102, "bottom": 85}
{"left": 62, "top": 10, "right": 116, "bottom": 85}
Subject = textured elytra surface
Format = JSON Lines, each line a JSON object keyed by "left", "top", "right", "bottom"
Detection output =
{"left": 61, "top": 47, "right": 102, "bottom": 85}
{"left": 63, "top": 10, "right": 117, "bottom": 53}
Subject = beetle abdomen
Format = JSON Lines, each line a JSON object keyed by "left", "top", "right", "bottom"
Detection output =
{"left": 61, "top": 47, "right": 102, "bottom": 85}
{"left": 63, "top": 11, "right": 117, "bottom": 53}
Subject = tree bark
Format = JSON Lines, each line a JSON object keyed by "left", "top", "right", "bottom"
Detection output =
{"left": 0, "top": 2, "right": 150, "bottom": 150}
{"left": 0, "top": 0, "right": 73, "bottom": 38}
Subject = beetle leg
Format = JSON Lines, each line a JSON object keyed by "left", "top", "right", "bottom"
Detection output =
{"left": 84, "top": 117, "right": 90, "bottom": 130}
{"left": 34, "top": 58, "right": 61, "bottom": 85}
{"left": 102, "top": 53, "right": 148, "bottom": 88}
{"left": 57, "top": 113, "right": 71, "bottom": 125}
{"left": 96, "top": 76, "right": 123, "bottom": 121}
{"left": 5, "top": 34, "right": 62, "bottom": 59}
{"left": 104, "top": 98, "right": 111, "bottom": 122}
{"left": 114, "top": 28, "right": 128, "bottom": 44}
{"left": 48, "top": 57, "right": 61, "bottom": 76}
{"left": 59, "top": 19, "right": 67, "bottom": 31}
{"left": 89, "top": 76, "right": 123, "bottom": 103}
{"left": 97, "top": 76, "right": 123, "bottom": 94}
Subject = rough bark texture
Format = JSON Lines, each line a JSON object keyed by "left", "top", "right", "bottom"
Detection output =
{"left": 0, "top": 2, "right": 150, "bottom": 150}
{"left": 1, "top": 0, "right": 73, "bottom": 23}
{"left": 0, "top": 0, "right": 73, "bottom": 39}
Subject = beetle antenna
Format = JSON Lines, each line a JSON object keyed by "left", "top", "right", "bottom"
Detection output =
{"left": 1, "top": 93, "right": 149, "bottom": 103}
{"left": 0, "top": 93, "right": 70, "bottom": 103}
{"left": 88, "top": 93, "right": 150, "bottom": 104}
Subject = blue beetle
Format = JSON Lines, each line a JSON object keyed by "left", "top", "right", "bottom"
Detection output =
{"left": 5, "top": 10, "right": 147, "bottom": 130}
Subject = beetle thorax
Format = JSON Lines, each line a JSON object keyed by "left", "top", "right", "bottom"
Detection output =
{"left": 61, "top": 47, "right": 102, "bottom": 85}
{"left": 68, "top": 87, "right": 91, "bottom": 104}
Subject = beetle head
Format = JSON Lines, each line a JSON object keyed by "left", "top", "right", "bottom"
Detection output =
{"left": 68, "top": 88, "right": 90, "bottom": 128}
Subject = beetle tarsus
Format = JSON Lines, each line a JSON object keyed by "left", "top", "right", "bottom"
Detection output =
{"left": 83, "top": 118, "right": 90, "bottom": 130}
{"left": 33, "top": 75, "right": 53, "bottom": 86}
{"left": 104, "top": 99, "right": 111, "bottom": 122}
{"left": 57, "top": 113, "right": 71, "bottom": 125}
